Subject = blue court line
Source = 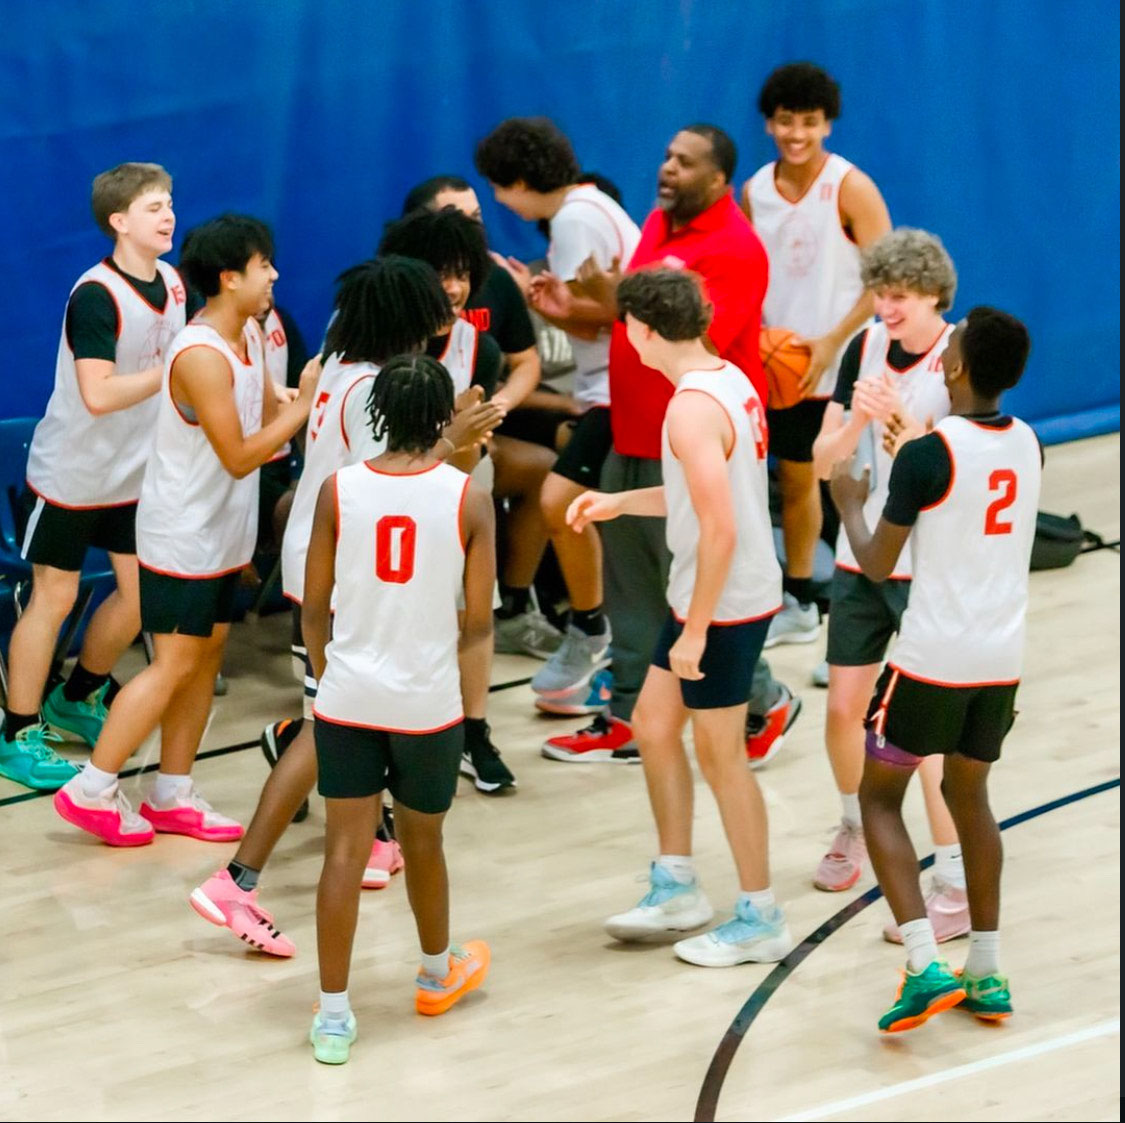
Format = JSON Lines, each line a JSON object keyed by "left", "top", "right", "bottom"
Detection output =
{"left": 693, "top": 776, "right": 1121, "bottom": 1122}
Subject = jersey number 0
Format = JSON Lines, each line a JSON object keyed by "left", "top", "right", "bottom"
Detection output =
{"left": 375, "top": 516, "right": 417, "bottom": 583}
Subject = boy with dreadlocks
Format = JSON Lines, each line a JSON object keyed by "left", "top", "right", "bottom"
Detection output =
{"left": 189, "top": 257, "right": 501, "bottom": 954}
{"left": 304, "top": 354, "right": 495, "bottom": 1063}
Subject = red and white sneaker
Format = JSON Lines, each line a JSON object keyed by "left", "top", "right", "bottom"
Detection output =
{"left": 541, "top": 714, "right": 639, "bottom": 763}
{"left": 189, "top": 869, "right": 296, "bottom": 957}
{"left": 884, "top": 875, "right": 971, "bottom": 944}
{"left": 140, "top": 785, "right": 244, "bottom": 842}
{"left": 746, "top": 685, "right": 802, "bottom": 769}
{"left": 53, "top": 775, "right": 155, "bottom": 847}
{"left": 363, "top": 838, "right": 404, "bottom": 890}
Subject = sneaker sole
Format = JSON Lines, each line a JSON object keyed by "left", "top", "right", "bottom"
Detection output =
{"left": 0, "top": 762, "right": 80, "bottom": 791}
{"left": 140, "top": 811, "right": 244, "bottom": 843}
{"left": 883, "top": 921, "right": 971, "bottom": 945}
{"left": 541, "top": 744, "right": 640, "bottom": 764}
{"left": 53, "top": 789, "right": 155, "bottom": 846}
{"left": 746, "top": 695, "right": 803, "bottom": 770}
{"left": 416, "top": 958, "right": 490, "bottom": 1016}
{"left": 531, "top": 659, "right": 612, "bottom": 699}
{"left": 41, "top": 717, "right": 100, "bottom": 748}
{"left": 605, "top": 911, "right": 715, "bottom": 942}
{"left": 189, "top": 888, "right": 296, "bottom": 957}
{"left": 534, "top": 697, "right": 611, "bottom": 716}
{"left": 458, "top": 760, "right": 516, "bottom": 794}
{"left": 673, "top": 934, "right": 795, "bottom": 967}
{"left": 813, "top": 865, "right": 862, "bottom": 892}
{"left": 880, "top": 987, "right": 966, "bottom": 1033}
{"left": 763, "top": 627, "right": 820, "bottom": 650}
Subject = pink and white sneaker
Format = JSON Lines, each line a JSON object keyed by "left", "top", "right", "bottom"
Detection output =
{"left": 190, "top": 869, "right": 296, "bottom": 957}
{"left": 813, "top": 820, "right": 867, "bottom": 892}
{"left": 139, "top": 785, "right": 244, "bottom": 842}
{"left": 363, "top": 838, "right": 404, "bottom": 890}
{"left": 884, "top": 875, "right": 971, "bottom": 944}
{"left": 53, "top": 775, "right": 155, "bottom": 846}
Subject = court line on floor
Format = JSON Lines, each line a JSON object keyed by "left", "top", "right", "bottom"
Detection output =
{"left": 0, "top": 675, "right": 535, "bottom": 810}
{"left": 693, "top": 776, "right": 1122, "bottom": 1122}
{"left": 775, "top": 1017, "right": 1120, "bottom": 1122}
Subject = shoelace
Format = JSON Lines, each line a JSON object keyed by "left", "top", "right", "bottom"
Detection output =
{"left": 21, "top": 728, "right": 69, "bottom": 763}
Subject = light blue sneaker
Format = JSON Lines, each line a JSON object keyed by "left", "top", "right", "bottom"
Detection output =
{"left": 673, "top": 898, "right": 794, "bottom": 966}
{"left": 309, "top": 1010, "right": 357, "bottom": 1064}
{"left": 604, "top": 862, "right": 714, "bottom": 941}
{"left": 42, "top": 681, "right": 109, "bottom": 747}
{"left": 0, "top": 722, "right": 81, "bottom": 791}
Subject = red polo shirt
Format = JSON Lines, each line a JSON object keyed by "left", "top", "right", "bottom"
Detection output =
{"left": 608, "top": 192, "right": 768, "bottom": 459}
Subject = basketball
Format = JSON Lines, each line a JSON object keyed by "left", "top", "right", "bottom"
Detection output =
{"left": 759, "top": 327, "right": 811, "bottom": 410}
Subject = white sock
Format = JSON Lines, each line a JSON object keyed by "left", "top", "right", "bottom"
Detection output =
{"left": 739, "top": 888, "right": 776, "bottom": 913}
{"left": 965, "top": 930, "right": 1001, "bottom": 977}
{"left": 840, "top": 792, "right": 862, "bottom": 828}
{"left": 934, "top": 844, "right": 966, "bottom": 889}
{"left": 900, "top": 917, "right": 940, "bottom": 974}
{"left": 151, "top": 772, "right": 193, "bottom": 806}
{"left": 318, "top": 988, "right": 351, "bottom": 1023}
{"left": 79, "top": 762, "right": 117, "bottom": 798}
{"left": 420, "top": 947, "right": 451, "bottom": 979}
{"left": 656, "top": 855, "right": 696, "bottom": 884}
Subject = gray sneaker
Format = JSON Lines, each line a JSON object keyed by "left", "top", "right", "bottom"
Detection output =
{"left": 811, "top": 659, "right": 829, "bottom": 688}
{"left": 493, "top": 608, "right": 564, "bottom": 659}
{"left": 531, "top": 623, "right": 612, "bottom": 697}
{"left": 764, "top": 593, "right": 820, "bottom": 648}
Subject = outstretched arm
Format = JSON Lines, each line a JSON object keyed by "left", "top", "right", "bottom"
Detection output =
{"left": 302, "top": 475, "right": 338, "bottom": 682}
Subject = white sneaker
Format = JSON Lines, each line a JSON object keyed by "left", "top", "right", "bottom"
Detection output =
{"left": 764, "top": 593, "right": 820, "bottom": 648}
{"left": 604, "top": 863, "right": 714, "bottom": 941}
{"left": 673, "top": 900, "right": 794, "bottom": 967}
{"left": 811, "top": 659, "right": 829, "bottom": 688}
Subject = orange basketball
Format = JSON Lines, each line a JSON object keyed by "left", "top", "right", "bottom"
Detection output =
{"left": 759, "top": 327, "right": 811, "bottom": 410}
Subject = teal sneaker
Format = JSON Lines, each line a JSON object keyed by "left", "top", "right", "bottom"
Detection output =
{"left": 957, "top": 970, "right": 1013, "bottom": 1021}
{"left": 42, "top": 681, "right": 109, "bottom": 747}
{"left": 673, "top": 899, "right": 794, "bottom": 966}
{"left": 0, "top": 723, "right": 81, "bottom": 790}
{"left": 309, "top": 1010, "right": 357, "bottom": 1064}
{"left": 878, "top": 959, "right": 966, "bottom": 1033}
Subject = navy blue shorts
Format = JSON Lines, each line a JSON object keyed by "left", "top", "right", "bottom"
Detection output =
{"left": 652, "top": 612, "right": 772, "bottom": 710}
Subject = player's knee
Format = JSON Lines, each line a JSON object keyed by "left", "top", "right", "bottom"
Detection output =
{"left": 27, "top": 574, "right": 80, "bottom": 621}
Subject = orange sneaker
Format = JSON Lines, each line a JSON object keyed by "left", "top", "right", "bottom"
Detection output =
{"left": 414, "top": 941, "right": 491, "bottom": 1016}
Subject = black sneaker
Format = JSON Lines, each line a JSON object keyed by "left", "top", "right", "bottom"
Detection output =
{"left": 260, "top": 718, "right": 309, "bottom": 823}
{"left": 460, "top": 721, "right": 516, "bottom": 795}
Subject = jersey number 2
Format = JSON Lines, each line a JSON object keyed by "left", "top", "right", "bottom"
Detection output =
{"left": 984, "top": 469, "right": 1017, "bottom": 535}
{"left": 375, "top": 516, "right": 416, "bottom": 583}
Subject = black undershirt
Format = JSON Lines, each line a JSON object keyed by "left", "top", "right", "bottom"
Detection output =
{"left": 462, "top": 265, "right": 537, "bottom": 355}
{"left": 833, "top": 329, "right": 931, "bottom": 410}
{"left": 426, "top": 329, "right": 502, "bottom": 399}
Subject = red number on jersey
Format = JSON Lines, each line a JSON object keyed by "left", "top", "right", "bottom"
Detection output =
{"left": 268, "top": 327, "right": 286, "bottom": 349}
{"left": 375, "top": 516, "right": 417, "bottom": 584}
{"left": 984, "top": 469, "right": 1018, "bottom": 535}
{"left": 309, "top": 390, "right": 332, "bottom": 441}
{"left": 742, "top": 396, "right": 769, "bottom": 460}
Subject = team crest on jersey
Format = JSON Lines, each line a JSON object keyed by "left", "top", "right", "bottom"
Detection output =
{"left": 778, "top": 213, "right": 819, "bottom": 277}
{"left": 819, "top": 183, "right": 834, "bottom": 201}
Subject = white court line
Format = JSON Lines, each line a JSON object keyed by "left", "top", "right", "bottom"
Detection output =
{"left": 776, "top": 1018, "right": 1120, "bottom": 1122}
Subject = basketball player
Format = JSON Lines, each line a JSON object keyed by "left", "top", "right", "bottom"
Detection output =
{"left": 570, "top": 270, "right": 793, "bottom": 967}
{"left": 305, "top": 355, "right": 494, "bottom": 1063}
{"left": 475, "top": 116, "right": 642, "bottom": 712}
{"left": 809, "top": 228, "right": 969, "bottom": 943}
{"left": 1, "top": 164, "right": 187, "bottom": 790}
{"left": 53, "top": 215, "right": 320, "bottom": 845}
{"left": 743, "top": 62, "right": 892, "bottom": 646}
{"left": 831, "top": 306, "right": 1039, "bottom": 1031}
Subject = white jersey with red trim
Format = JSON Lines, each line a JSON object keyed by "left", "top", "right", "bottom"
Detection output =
{"left": 280, "top": 320, "right": 479, "bottom": 602}
{"left": 835, "top": 321, "right": 953, "bottom": 579}
{"left": 748, "top": 153, "right": 867, "bottom": 399}
{"left": 261, "top": 307, "right": 292, "bottom": 463}
{"left": 313, "top": 460, "right": 468, "bottom": 733}
{"left": 136, "top": 320, "right": 264, "bottom": 578}
{"left": 889, "top": 414, "right": 1041, "bottom": 685}
{"left": 661, "top": 362, "right": 782, "bottom": 624}
{"left": 548, "top": 184, "right": 641, "bottom": 407}
{"left": 26, "top": 259, "right": 188, "bottom": 507}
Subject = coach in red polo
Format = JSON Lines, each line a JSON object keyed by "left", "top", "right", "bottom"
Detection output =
{"left": 543, "top": 123, "right": 799, "bottom": 763}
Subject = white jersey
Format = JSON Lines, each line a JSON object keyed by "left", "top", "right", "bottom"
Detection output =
{"left": 889, "top": 415, "right": 1042, "bottom": 686}
{"left": 26, "top": 259, "right": 187, "bottom": 507}
{"left": 548, "top": 184, "right": 641, "bottom": 407}
{"left": 280, "top": 317, "right": 479, "bottom": 602}
{"left": 262, "top": 307, "right": 292, "bottom": 463}
{"left": 662, "top": 362, "right": 782, "bottom": 624}
{"left": 136, "top": 320, "right": 264, "bottom": 578}
{"left": 748, "top": 153, "right": 866, "bottom": 399}
{"left": 835, "top": 322, "right": 953, "bottom": 580}
{"left": 313, "top": 460, "right": 469, "bottom": 733}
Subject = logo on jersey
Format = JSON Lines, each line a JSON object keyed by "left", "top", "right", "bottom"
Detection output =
{"left": 778, "top": 213, "right": 819, "bottom": 278}
{"left": 819, "top": 183, "right": 834, "bottom": 201}
{"left": 170, "top": 284, "right": 187, "bottom": 305}
{"left": 461, "top": 307, "right": 491, "bottom": 333}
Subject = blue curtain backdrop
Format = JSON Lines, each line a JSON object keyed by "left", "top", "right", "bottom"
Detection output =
{"left": 0, "top": 0, "right": 1118, "bottom": 441}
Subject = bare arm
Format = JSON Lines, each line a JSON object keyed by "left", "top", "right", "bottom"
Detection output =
{"left": 828, "top": 459, "right": 910, "bottom": 582}
{"left": 812, "top": 401, "right": 868, "bottom": 480}
{"left": 302, "top": 476, "right": 338, "bottom": 681}
{"left": 493, "top": 346, "right": 541, "bottom": 412}
{"left": 75, "top": 359, "right": 163, "bottom": 415}
{"left": 567, "top": 485, "right": 665, "bottom": 531}
{"left": 459, "top": 482, "right": 497, "bottom": 660}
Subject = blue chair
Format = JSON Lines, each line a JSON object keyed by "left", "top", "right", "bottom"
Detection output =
{"left": 0, "top": 417, "right": 117, "bottom": 702}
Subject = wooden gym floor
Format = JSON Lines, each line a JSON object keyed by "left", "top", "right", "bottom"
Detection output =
{"left": 0, "top": 434, "right": 1118, "bottom": 1122}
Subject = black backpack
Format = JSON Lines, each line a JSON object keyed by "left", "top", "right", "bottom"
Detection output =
{"left": 1031, "top": 511, "right": 1117, "bottom": 570}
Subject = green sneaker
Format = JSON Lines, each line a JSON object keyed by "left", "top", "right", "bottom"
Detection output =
{"left": 958, "top": 970, "right": 1013, "bottom": 1021}
{"left": 42, "top": 681, "right": 109, "bottom": 747}
{"left": 309, "top": 1010, "right": 357, "bottom": 1064}
{"left": 878, "top": 959, "right": 966, "bottom": 1033}
{"left": 0, "top": 723, "right": 81, "bottom": 790}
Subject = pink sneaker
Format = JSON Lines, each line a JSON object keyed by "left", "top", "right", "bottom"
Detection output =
{"left": 190, "top": 869, "right": 296, "bottom": 957}
{"left": 140, "top": 786, "right": 244, "bottom": 842}
{"left": 53, "top": 775, "right": 155, "bottom": 846}
{"left": 814, "top": 820, "right": 867, "bottom": 891}
{"left": 884, "top": 875, "right": 971, "bottom": 944}
{"left": 363, "top": 838, "right": 404, "bottom": 890}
